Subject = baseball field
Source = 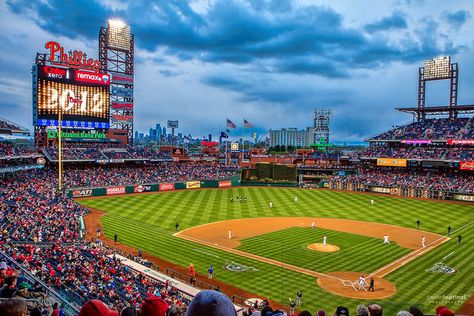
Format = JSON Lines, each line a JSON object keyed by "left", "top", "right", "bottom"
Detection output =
{"left": 77, "top": 187, "right": 474, "bottom": 314}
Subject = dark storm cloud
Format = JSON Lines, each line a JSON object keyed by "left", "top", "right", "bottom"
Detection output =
{"left": 6, "top": 0, "right": 458, "bottom": 79}
{"left": 364, "top": 11, "right": 408, "bottom": 33}
{"left": 441, "top": 10, "right": 472, "bottom": 29}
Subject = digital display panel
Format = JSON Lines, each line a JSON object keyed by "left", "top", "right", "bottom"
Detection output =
{"left": 35, "top": 65, "right": 110, "bottom": 125}
{"left": 423, "top": 56, "right": 451, "bottom": 80}
{"left": 107, "top": 21, "right": 131, "bottom": 52}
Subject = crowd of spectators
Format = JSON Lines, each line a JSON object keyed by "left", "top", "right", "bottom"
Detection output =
{"left": 370, "top": 118, "right": 472, "bottom": 141}
{"left": 62, "top": 163, "right": 238, "bottom": 188}
{"left": 43, "top": 145, "right": 172, "bottom": 161}
{"left": 331, "top": 168, "right": 474, "bottom": 193}
{"left": 0, "top": 143, "right": 39, "bottom": 158}
{"left": 358, "top": 144, "right": 473, "bottom": 161}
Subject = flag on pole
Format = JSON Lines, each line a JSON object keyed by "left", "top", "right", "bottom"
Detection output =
{"left": 244, "top": 119, "right": 254, "bottom": 128}
{"left": 220, "top": 132, "right": 229, "bottom": 138}
{"left": 226, "top": 119, "right": 237, "bottom": 129}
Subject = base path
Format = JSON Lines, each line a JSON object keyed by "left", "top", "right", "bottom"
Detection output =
{"left": 176, "top": 217, "right": 448, "bottom": 299}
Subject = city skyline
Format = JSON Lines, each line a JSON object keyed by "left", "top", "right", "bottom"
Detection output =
{"left": 0, "top": 0, "right": 473, "bottom": 142}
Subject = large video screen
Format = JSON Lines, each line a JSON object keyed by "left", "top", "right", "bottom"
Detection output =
{"left": 35, "top": 65, "right": 110, "bottom": 127}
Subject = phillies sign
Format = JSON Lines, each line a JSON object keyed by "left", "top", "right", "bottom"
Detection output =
{"left": 75, "top": 70, "right": 110, "bottom": 85}
{"left": 45, "top": 41, "right": 101, "bottom": 72}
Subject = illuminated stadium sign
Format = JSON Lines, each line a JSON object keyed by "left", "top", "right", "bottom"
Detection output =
{"left": 423, "top": 56, "right": 451, "bottom": 80}
{"left": 45, "top": 41, "right": 101, "bottom": 72}
{"left": 107, "top": 20, "right": 131, "bottom": 52}
{"left": 35, "top": 65, "right": 110, "bottom": 127}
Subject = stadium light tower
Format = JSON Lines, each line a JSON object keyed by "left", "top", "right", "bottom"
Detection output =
{"left": 99, "top": 19, "right": 134, "bottom": 143}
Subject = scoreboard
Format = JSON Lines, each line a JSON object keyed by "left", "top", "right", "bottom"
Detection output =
{"left": 34, "top": 65, "right": 110, "bottom": 128}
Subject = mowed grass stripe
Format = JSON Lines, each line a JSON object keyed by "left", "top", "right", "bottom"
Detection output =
{"left": 77, "top": 187, "right": 474, "bottom": 314}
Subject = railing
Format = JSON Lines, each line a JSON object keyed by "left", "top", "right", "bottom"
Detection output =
{"left": 165, "top": 268, "right": 216, "bottom": 290}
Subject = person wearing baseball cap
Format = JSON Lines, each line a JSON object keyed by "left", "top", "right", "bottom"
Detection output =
{"left": 335, "top": 306, "right": 349, "bottom": 316}
{"left": 78, "top": 299, "right": 118, "bottom": 316}
{"left": 185, "top": 290, "right": 237, "bottom": 316}
{"left": 141, "top": 295, "right": 169, "bottom": 316}
{"left": 436, "top": 306, "right": 454, "bottom": 316}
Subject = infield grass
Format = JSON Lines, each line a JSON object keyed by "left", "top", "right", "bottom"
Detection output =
{"left": 77, "top": 187, "right": 474, "bottom": 314}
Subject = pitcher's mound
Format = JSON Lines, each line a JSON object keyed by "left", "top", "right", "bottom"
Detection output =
{"left": 307, "top": 243, "right": 340, "bottom": 252}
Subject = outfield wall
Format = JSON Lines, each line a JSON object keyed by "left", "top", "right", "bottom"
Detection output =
{"left": 330, "top": 181, "right": 474, "bottom": 202}
{"left": 66, "top": 176, "right": 241, "bottom": 198}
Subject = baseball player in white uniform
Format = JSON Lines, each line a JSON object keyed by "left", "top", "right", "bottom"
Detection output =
{"left": 294, "top": 196, "right": 298, "bottom": 203}
{"left": 421, "top": 236, "right": 426, "bottom": 247}
{"left": 228, "top": 229, "right": 232, "bottom": 240}
{"left": 323, "top": 236, "right": 327, "bottom": 246}
{"left": 358, "top": 275, "right": 366, "bottom": 290}
{"left": 383, "top": 235, "right": 390, "bottom": 244}
{"left": 269, "top": 201, "right": 273, "bottom": 208}
{"left": 370, "top": 199, "right": 375, "bottom": 205}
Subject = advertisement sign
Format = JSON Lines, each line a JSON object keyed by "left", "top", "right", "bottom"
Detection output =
{"left": 371, "top": 187, "right": 392, "bottom": 194}
{"left": 401, "top": 140, "right": 432, "bottom": 145}
{"left": 376, "top": 158, "right": 407, "bottom": 167}
{"left": 460, "top": 161, "right": 474, "bottom": 171}
{"left": 38, "top": 66, "right": 70, "bottom": 82}
{"left": 47, "top": 130, "right": 106, "bottom": 140}
{"left": 111, "top": 87, "right": 133, "bottom": 98}
{"left": 201, "top": 141, "right": 219, "bottom": 147}
{"left": 167, "top": 120, "right": 179, "bottom": 128}
{"left": 173, "top": 148, "right": 184, "bottom": 155}
{"left": 75, "top": 70, "right": 110, "bottom": 85}
{"left": 186, "top": 181, "right": 201, "bottom": 189}
{"left": 134, "top": 185, "right": 152, "bottom": 193}
{"left": 72, "top": 189, "right": 93, "bottom": 198}
{"left": 447, "top": 139, "right": 474, "bottom": 146}
{"left": 454, "top": 194, "right": 474, "bottom": 202}
{"left": 36, "top": 119, "right": 109, "bottom": 129}
{"left": 218, "top": 181, "right": 232, "bottom": 188}
{"left": 110, "top": 72, "right": 133, "bottom": 84}
{"left": 111, "top": 114, "right": 133, "bottom": 123}
{"left": 231, "top": 143, "right": 239, "bottom": 151}
{"left": 106, "top": 186, "right": 126, "bottom": 195}
{"left": 112, "top": 102, "right": 133, "bottom": 110}
{"left": 159, "top": 183, "right": 175, "bottom": 191}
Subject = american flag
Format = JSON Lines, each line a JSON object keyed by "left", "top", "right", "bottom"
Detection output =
{"left": 226, "top": 119, "right": 237, "bottom": 129}
{"left": 244, "top": 119, "right": 254, "bottom": 128}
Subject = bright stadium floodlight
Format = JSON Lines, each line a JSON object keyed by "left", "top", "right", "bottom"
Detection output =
{"left": 107, "top": 19, "right": 131, "bottom": 52}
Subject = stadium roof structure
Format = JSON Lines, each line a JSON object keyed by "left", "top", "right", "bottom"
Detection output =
{"left": 395, "top": 104, "right": 474, "bottom": 118}
{"left": 0, "top": 116, "right": 30, "bottom": 136}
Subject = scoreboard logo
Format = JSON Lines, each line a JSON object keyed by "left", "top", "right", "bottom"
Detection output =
{"left": 75, "top": 71, "right": 110, "bottom": 85}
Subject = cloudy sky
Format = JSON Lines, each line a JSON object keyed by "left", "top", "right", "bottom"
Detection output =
{"left": 0, "top": 0, "right": 473, "bottom": 141}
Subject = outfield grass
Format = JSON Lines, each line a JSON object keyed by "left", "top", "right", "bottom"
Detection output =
{"left": 237, "top": 227, "right": 411, "bottom": 273}
{"left": 77, "top": 187, "right": 474, "bottom": 314}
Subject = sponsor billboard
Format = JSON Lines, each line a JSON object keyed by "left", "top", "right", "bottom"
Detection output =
{"left": 111, "top": 86, "right": 133, "bottom": 98}
{"left": 72, "top": 189, "right": 93, "bottom": 197}
{"left": 447, "top": 139, "right": 474, "bottom": 146}
{"left": 106, "top": 186, "right": 126, "bottom": 195}
{"left": 460, "top": 161, "right": 474, "bottom": 171}
{"left": 111, "top": 114, "right": 133, "bottom": 124}
{"left": 401, "top": 140, "right": 432, "bottom": 145}
{"left": 167, "top": 120, "right": 179, "bottom": 128}
{"left": 159, "top": 183, "right": 175, "bottom": 191}
{"left": 454, "top": 194, "right": 474, "bottom": 202}
{"left": 110, "top": 72, "right": 133, "bottom": 84}
{"left": 371, "top": 187, "right": 392, "bottom": 194}
{"left": 218, "top": 180, "right": 232, "bottom": 188}
{"left": 186, "top": 181, "right": 201, "bottom": 189}
{"left": 134, "top": 185, "right": 152, "bottom": 193}
{"left": 75, "top": 70, "right": 110, "bottom": 85}
{"left": 376, "top": 158, "right": 407, "bottom": 167}
{"left": 231, "top": 142, "right": 239, "bottom": 151}
{"left": 112, "top": 102, "right": 133, "bottom": 110}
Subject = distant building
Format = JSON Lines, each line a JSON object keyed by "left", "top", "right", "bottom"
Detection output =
{"left": 269, "top": 128, "right": 311, "bottom": 147}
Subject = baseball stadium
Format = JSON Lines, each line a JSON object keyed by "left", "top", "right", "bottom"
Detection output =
{"left": 1, "top": 4, "right": 474, "bottom": 316}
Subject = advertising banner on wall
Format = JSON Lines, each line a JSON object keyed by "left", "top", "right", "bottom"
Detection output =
{"left": 447, "top": 139, "right": 474, "bottom": 145}
{"left": 371, "top": 187, "right": 392, "bottom": 194}
{"left": 460, "top": 161, "right": 474, "bottom": 171}
{"left": 106, "top": 186, "right": 126, "bottom": 195}
{"left": 134, "top": 185, "right": 152, "bottom": 193}
{"left": 376, "top": 158, "right": 407, "bottom": 167}
{"left": 112, "top": 102, "right": 133, "bottom": 110}
{"left": 111, "top": 114, "right": 133, "bottom": 124}
{"left": 109, "top": 71, "right": 133, "bottom": 85}
{"left": 186, "top": 181, "right": 201, "bottom": 189}
{"left": 72, "top": 189, "right": 93, "bottom": 198}
{"left": 454, "top": 194, "right": 474, "bottom": 202}
{"left": 218, "top": 181, "right": 232, "bottom": 188}
{"left": 159, "top": 183, "right": 175, "bottom": 191}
